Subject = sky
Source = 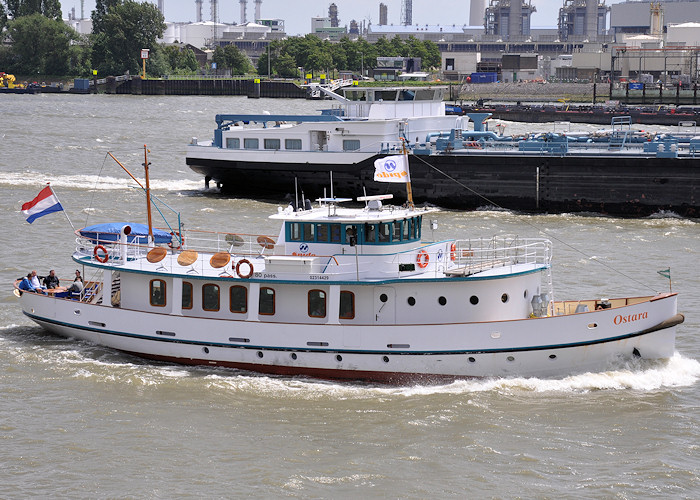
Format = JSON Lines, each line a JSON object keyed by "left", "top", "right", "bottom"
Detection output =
{"left": 62, "top": 0, "right": 628, "bottom": 35}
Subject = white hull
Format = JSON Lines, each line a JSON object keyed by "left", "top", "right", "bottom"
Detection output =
{"left": 20, "top": 292, "right": 680, "bottom": 382}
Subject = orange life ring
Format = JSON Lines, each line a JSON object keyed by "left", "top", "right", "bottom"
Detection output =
{"left": 94, "top": 245, "right": 109, "bottom": 263}
{"left": 236, "top": 259, "right": 254, "bottom": 279}
{"left": 416, "top": 250, "right": 429, "bottom": 268}
{"left": 169, "top": 231, "right": 184, "bottom": 250}
{"left": 450, "top": 242, "right": 457, "bottom": 261}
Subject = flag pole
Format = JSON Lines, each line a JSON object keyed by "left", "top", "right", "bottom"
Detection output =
{"left": 47, "top": 183, "right": 76, "bottom": 232}
{"left": 402, "top": 139, "right": 414, "bottom": 209}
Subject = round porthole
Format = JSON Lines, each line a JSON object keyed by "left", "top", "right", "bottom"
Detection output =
{"left": 407, "top": 296, "right": 416, "bottom": 306}
{"left": 290, "top": 353, "right": 297, "bottom": 360}
{"left": 382, "top": 356, "right": 390, "bottom": 363}
{"left": 468, "top": 357, "right": 476, "bottom": 363}
{"left": 501, "top": 293, "right": 509, "bottom": 303}
{"left": 380, "top": 293, "right": 388, "bottom": 303}
{"left": 336, "top": 355, "right": 343, "bottom": 362}
{"left": 257, "top": 351, "right": 264, "bottom": 358}
{"left": 549, "top": 354, "right": 557, "bottom": 360}
{"left": 470, "top": 295, "right": 479, "bottom": 305}
{"left": 438, "top": 296, "right": 447, "bottom": 306}
{"left": 507, "top": 355, "right": 515, "bottom": 362}
{"left": 203, "top": 347, "right": 210, "bottom": 354}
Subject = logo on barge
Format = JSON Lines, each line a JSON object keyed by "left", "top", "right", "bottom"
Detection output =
{"left": 613, "top": 312, "right": 648, "bottom": 325}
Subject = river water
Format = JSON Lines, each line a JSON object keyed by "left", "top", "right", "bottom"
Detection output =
{"left": 1, "top": 94, "right": 698, "bottom": 498}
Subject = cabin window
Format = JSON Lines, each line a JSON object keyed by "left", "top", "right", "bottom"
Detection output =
{"left": 339, "top": 291, "right": 355, "bottom": 319}
{"left": 243, "top": 138, "right": 259, "bottom": 150}
{"left": 393, "top": 221, "right": 402, "bottom": 241}
{"left": 344, "top": 224, "right": 358, "bottom": 245}
{"left": 403, "top": 219, "right": 410, "bottom": 240}
{"left": 316, "top": 224, "right": 329, "bottom": 242}
{"left": 150, "top": 279, "right": 166, "bottom": 307}
{"left": 343, "top": 139, "right": 361, "bottom": 151}
{"left": 285, "top": 138, "right": 302, "bottom": 150}
{"left": 229, "top": 286, "right": 247, "bottom": 313}
{"left": 330, "top": 224, "right": 341, "bottom": 243}
{"left": 202, "top": 284, "right": 220, "bottom": 311}
{"left": 364, "top": 223, "right": 376, "bottom": 243}
{"left": 308, "top": 290, "right": 327, "bottom": 318}
{"left": 259, "top": 287, "right": 275, "bottom": 315}
{"left": 378, "top": 223, "right": 391, "bottom": 243}
{"left": 415, "top": 217, "right": 422, "bottom": 239}
{"left": 182, "top": 281, "right": 193, "bottom": 309}
{"left": 225, "top": 137, "right": 240, "bottom": 149}
{"left": 289, "top": 222, "right": 301, "bottom": 241}
{"left": 302, "top": 223, "right": 315, "bottom": 242}
{"left": 264, "top": 138, "right": 281, "bottom": 150}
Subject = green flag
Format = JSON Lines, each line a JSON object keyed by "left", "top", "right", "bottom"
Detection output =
{"left": 657, "top": 268, "right": 671, "bottom": 279}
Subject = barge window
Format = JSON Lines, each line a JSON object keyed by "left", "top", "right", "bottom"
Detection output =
{"left": 264, "top": 138, "right": 281, "bottom": 150}
{"left": 330, "top": 224, "right": 341, "bottom": 242}
{"left": 378, "top": 223, "right": 391, "bottom": 243}
{"left": 364, "top": 223, "right": 376, "bottom": 243}
{"left": 308, "top": 290, "right": 327, "bottom": 318}
{"left": 202, "top": 284, "right": 220, "bottom": 311}
{"left": 343, "top": 139, "right": 361, "bottom": 151}
{"left": 285, "top": 138, "right": 302, "bottom": 150}
{"left": 243, "top": 138, "right": 259, "bottom": 150}
{"left": 316, "top": 223, "right": 329, "bottom": 242}
{"left": 259, "top": 287, "right": 275, "bottom": 315}
{"left": 230, "top": 286, "right": 247, "bottom": 313}
{"left": 182, "top": 281, "right": 193, "bottom": 310}
{"left": 339, "top": 291, "right": 355, "bottom": 319}
{"left": 225, "top": 137, "right": 240, "bottom": 149}
{"left": 150, "top": 279, "right": 166, "bottom": 307}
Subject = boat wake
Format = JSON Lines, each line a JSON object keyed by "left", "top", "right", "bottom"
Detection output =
{"left": 1, "top": 171, "right": 203, "bottom": 193}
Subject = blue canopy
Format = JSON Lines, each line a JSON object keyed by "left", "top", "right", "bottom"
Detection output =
{"left": 79, "top": 223, "right": 173, "bottom": 245}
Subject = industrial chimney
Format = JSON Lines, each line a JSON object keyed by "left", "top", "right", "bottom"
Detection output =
{"left": 255, "top": 0, "right": 262, "bottom": 22}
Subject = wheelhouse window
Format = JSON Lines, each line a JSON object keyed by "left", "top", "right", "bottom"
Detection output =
{"left": 264, "top": 138, "right": 281, "bottom": 150}
{"left": 202, "top": 284, "right": 220, "bottom": 311}
{"left": 285, "top": 138, "right": 302, "bottom": 150}
{"left": 150, "top": 279, "right": 166, "bottom": 307}
{"left": 243, "top": 138, "right": 259, "bottom": 150}
{"left": 330, "top": 224, "right": 341, "bottom": 242}
{"left": 403, "top": 218, "right": 410, "bottom": 240}
{"left": 339, "top": 291, "right": 355, "bottom": 319}
{"left": 308, "top": 289, "right": 327, "bottom": 318}
{"left": 344, "top": 225, "right": 358, "bottom": 245}
{"left": 289, "top": 222, "right": 302, "bottom": 241}
{"left": 316, "top": 223, "right": 329, "bottom": 242}
{"left": 392, "top": 220, "right": 402, "bottom": 241}
{"left": 182, "top": 281, "right": 193, "bottom": 310}
{"left": 378, "top": 223, "right": 391, "bottom": 243}
{"left": 302, "top": 223, "right": 315, "bottom": 241}
{"left": 364, "top": 223, "right": 376, "bottom": 243}
{"left": 226, "top": 137, "right": 240, "bottom": 149}
{"left": 229, "top": 286, "right": 247, "bottom": 313}
{"left": 343, "top": 139, "right": 361, "bottom": 151}
{"left": 259, "top": 287, "right": 275, "bottom": 315}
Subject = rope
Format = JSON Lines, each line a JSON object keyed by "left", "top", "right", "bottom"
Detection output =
{"left": 409, "top": 153, "right": 659, "bottom": 294}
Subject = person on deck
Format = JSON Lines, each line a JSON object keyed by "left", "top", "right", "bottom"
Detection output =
{"left": 18, "top": 273, "right": 46, "bottom": 294}
{"left": 44, "top": 270, "right": 60, "bottom": 289}
{"left": 29, "top": 270, "right": 46, "bottom": 291}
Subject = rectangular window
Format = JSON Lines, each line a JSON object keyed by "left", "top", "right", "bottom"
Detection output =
{"left": 285, "top": 138, "right": 302, "bottom": 150}
{"left": 339, "top": 291, "right": 355, "bottom": 319}
{"left": 344, "top": 225, "right": 358, "bottom": 245}
{"left": 330, "top": 224, "right": 341, "bottom": 243}
{"left": 225, "top": 137, "right": 240, "bottom": 149}
{"left": 378, "top": 223, "right": 391, "bottom": 243}
{"left": 182, "top": 281, "right": 193, "bottom": 310}
{"left": 343, "top": 139, "right": 361, "bottom": 151}
{"left": 259, "top": 287, "right": 275, "bottom": 315}
{"left": 393, "top": 220, "right": 402, "bottom": 241}
{"left": 364, "top": 223, "right": 376, "bottom": 243}
{"left": 403, "top": 219, "right": 410, "bottom": 240}
{"left": 229, "top": 286, "right": 247, "bottom": 313}
{"left": 415, "top": 216, "right": 422, "bottom": 239}
{"left": 409, "top": 218, "right": 416, "bottom": 239}
{"left": 243, "top": 138, "right": 259, "bottom": 150}
{"left": 308, "top": 289, "right": 327, "bottom": 318}
{"left": 316, "top": 224, "right": 329, "bottom": 243}
{"left": 302, "top": 223, "right": 315, "bottom": 242}
{"left": 150, "top": 279, "right": 166, "bottom": 307}
{"left": 264, "top": 138, "right": 281, "bottom": 150}
{"left": 202, "top": 284, "right": 220, "bottom": 311}
{"left": 289, "top": 223, "right": 301, "bottom": 241}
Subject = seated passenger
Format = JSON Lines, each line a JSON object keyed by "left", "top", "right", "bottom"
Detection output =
{"left": 30, "top": 270, "right": 46, "bottom": 290}
{"left": 67, "top": 279, "right": 84, "bottom": 295}
{"left": 18, "top": 273, "right": 46, "bottom": 294}
{"left": 44, "top": 270, "right": 60, "bottom": 289}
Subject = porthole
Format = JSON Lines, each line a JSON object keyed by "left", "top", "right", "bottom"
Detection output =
{"left": 469, "top": 295, "right": 479, "bottom": 305}
{"left": 290, "top": 353, "right": 297, "bottom": 360}
{"left": 501, "top": 293, "right": 509, "bottom": 303}
{"left": 382, "top": 356, "right": 390, "bottom": 363}
{"left": 587, "top": 323, "right": 598, "bottom": 329}
{"left": 468, "top": 357, "right": 476, "bottom": 363}
{"left": 549, "top": 354, "right": 557, "bottom": 360}
{"left": 507, "top": 355, "right": 515, "bottom": 362}
{"left": 203, "top": 347, "right": 210, "bottom": 354}
{"left": 336, "top": 355, "right": 343, "bottom": 362}
{"left": 438, "top": 296, "right": 447, "bottom": 306}
{"left": 524, "top": 290, "right": 528, "bottom": 299}
{"left": 380, "top": 293, "right": 388, "bottom": 303}
{"left": 257, "top": 351, "right": 263, "bottom": 358}
{"left": 407, "top": 296, "right": 416, "bottom": 306}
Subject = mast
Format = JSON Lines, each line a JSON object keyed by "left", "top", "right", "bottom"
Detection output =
{"left": 143, "top": 145, "right": 154, "bottom": 243}
{"left": 402, "top": 139, "right": 414, "bottom": 209}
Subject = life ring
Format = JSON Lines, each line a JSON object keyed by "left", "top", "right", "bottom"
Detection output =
{"left": 169, "top": 231, "right": 184, "bottom": 250}
{"left": 416, "top": 250, "right": 429, "bottom": 268}
{"left": 94, "top": 245, "right": 109, "bottom": 263}
{"left": 450, "top": 242, "right": 457, "bottom": 261}
{"left": 236, "top": 259, "right": 254, "bottom": 279}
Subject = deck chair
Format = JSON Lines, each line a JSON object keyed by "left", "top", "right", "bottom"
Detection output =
{"left": 210, "top": 252, "right": 232, "bottom": 276}
{"left": 147, "top": 247, "right": 168, "bottom": 271}
{"left": 177, "top": 250, "right": 199, "bottom": 274}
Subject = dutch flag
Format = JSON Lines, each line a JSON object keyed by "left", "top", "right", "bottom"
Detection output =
{"left": 21, "top": 185, "right": 64, "bottom": 224}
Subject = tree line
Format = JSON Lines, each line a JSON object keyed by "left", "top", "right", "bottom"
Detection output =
{"left": 0, "top": 0, "right": 441, "bottom": 79}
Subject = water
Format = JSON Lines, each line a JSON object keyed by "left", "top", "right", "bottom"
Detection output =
{"left": 1, "top": 94, "right": 698, "bottom": 498}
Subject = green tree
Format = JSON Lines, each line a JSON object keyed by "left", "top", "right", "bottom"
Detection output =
{"left": 275, "top": 52, "right": 298, "bottom": 78}
{"left": 91, "top": 0, "right": 165, "bottom": 76}
{"left": 6, "top": 13, "right": 84, "bottom": 75}
{"left": 212, "top": 44, "right": 253, "bottom": 75}
{"left": 6, "top": 0, "right": 62, "bottom": 20}
{"left": 0, "top": 2, "right": 8, "bottom": 33}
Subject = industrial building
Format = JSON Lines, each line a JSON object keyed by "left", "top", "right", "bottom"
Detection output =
{"left": 484, "top": 0, "right": 536, "bottom": 40}
{"left": 558, "top": 0, "right": 610, "bottom": 41}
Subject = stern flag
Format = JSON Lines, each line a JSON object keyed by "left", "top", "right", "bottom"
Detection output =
{"left": 21, "top": 185, "right": 64, "bottom": 224}
{"left": 657, "top": 268, "right": 671, "bottom": 279}
{"left": 374, "top": 155, "right": 410, "bottom": 183}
